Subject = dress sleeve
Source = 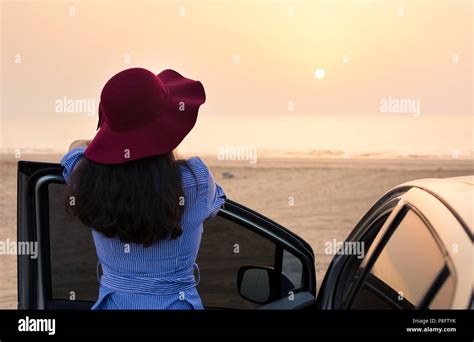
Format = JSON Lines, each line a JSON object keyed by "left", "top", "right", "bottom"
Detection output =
{"left": 190, "top": 157, "right": 226, "bottom": 219}
{"left": 60, "top": 147, "right": 86, "bottom": 183}
{"left": 206, "top": 167, "right": 226, "bottom": 219}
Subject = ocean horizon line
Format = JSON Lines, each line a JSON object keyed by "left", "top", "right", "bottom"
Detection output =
{"left": 1, "top": 148, "right": 473, "bottom": 161}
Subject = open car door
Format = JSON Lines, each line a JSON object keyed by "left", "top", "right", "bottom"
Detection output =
{"left": 18, "top": 161, "right": 316, "bottom": 310}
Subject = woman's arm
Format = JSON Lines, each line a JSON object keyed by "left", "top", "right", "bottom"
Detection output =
{"left": 62, "top": 141, "right": 89, "bottom": 183}
{"left": 68, "top": 139, "right": 91, "bottom": 151}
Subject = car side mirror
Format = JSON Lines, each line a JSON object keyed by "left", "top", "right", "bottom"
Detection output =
{"left": 237, "top": 266, "right": 275, "bottom": 304}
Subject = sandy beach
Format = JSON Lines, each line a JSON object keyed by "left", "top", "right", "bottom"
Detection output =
{"left": 0, "top": 152, "right": 473, "bottom": 309}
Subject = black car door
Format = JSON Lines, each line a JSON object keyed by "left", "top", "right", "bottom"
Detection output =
{"left": 17, "top": 161, "right": 316, "bottom": 310}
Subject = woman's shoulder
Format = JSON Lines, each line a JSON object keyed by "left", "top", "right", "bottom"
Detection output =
{"left": 179, "top": 156, "right": 211, "bottom": 188}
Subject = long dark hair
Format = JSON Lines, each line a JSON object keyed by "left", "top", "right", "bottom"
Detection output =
{"left": 65, "top": 152, "right": 186, "bottom": 247}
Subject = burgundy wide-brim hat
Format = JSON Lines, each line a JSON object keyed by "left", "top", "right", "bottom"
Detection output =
{"left": 85, "top": 67, "right": 206, "bottom": 164}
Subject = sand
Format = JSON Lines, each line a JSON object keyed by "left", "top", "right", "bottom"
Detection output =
{"left": 0, "top": 153, "right": 472, "bottom": 309}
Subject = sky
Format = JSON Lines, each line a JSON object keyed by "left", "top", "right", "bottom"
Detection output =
{"left": 1, "top": 0, "right": 472, "bottom": 157}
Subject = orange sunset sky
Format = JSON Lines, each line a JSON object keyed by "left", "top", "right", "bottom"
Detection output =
{"left": 1, "top": 0, "right": 472, "bottom": 157}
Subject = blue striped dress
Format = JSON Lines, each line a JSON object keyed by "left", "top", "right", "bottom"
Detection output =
{"left": 61, "top": 147, "right": 226, "bottom": 310}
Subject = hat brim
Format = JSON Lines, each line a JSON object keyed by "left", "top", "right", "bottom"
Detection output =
{"left": 85, "top": 69, "right": 206, "bottom": 164}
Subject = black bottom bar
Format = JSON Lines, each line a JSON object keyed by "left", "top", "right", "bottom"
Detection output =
{"left": 0, "top": 309, "right": 472, "bottom": 337}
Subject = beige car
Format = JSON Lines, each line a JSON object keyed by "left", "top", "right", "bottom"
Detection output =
{"left": 317, "top": 175, "right": 473, "bottom": 309}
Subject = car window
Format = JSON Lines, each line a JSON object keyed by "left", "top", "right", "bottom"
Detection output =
{"left": 199, "top": 216, "right": 305, "bottom": 308}
{"left": 282, "top": 249, "right": 303, "bottom": 291}
{"left": 49, "top": 183, "right": 99, "bottom": 302}
{"left": 351, "top": 209, "right": 448, "bottom": 309}
{"left": 198, "top": 216, "right": 276, "bottom": 308}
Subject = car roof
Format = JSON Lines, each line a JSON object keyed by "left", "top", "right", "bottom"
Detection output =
{"left": 399, "top": 175, "right": 473, "bottom": 237}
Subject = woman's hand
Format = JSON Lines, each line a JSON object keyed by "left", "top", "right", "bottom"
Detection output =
{"left": 68, "top": 139, "right": 91, "bottom": 151}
